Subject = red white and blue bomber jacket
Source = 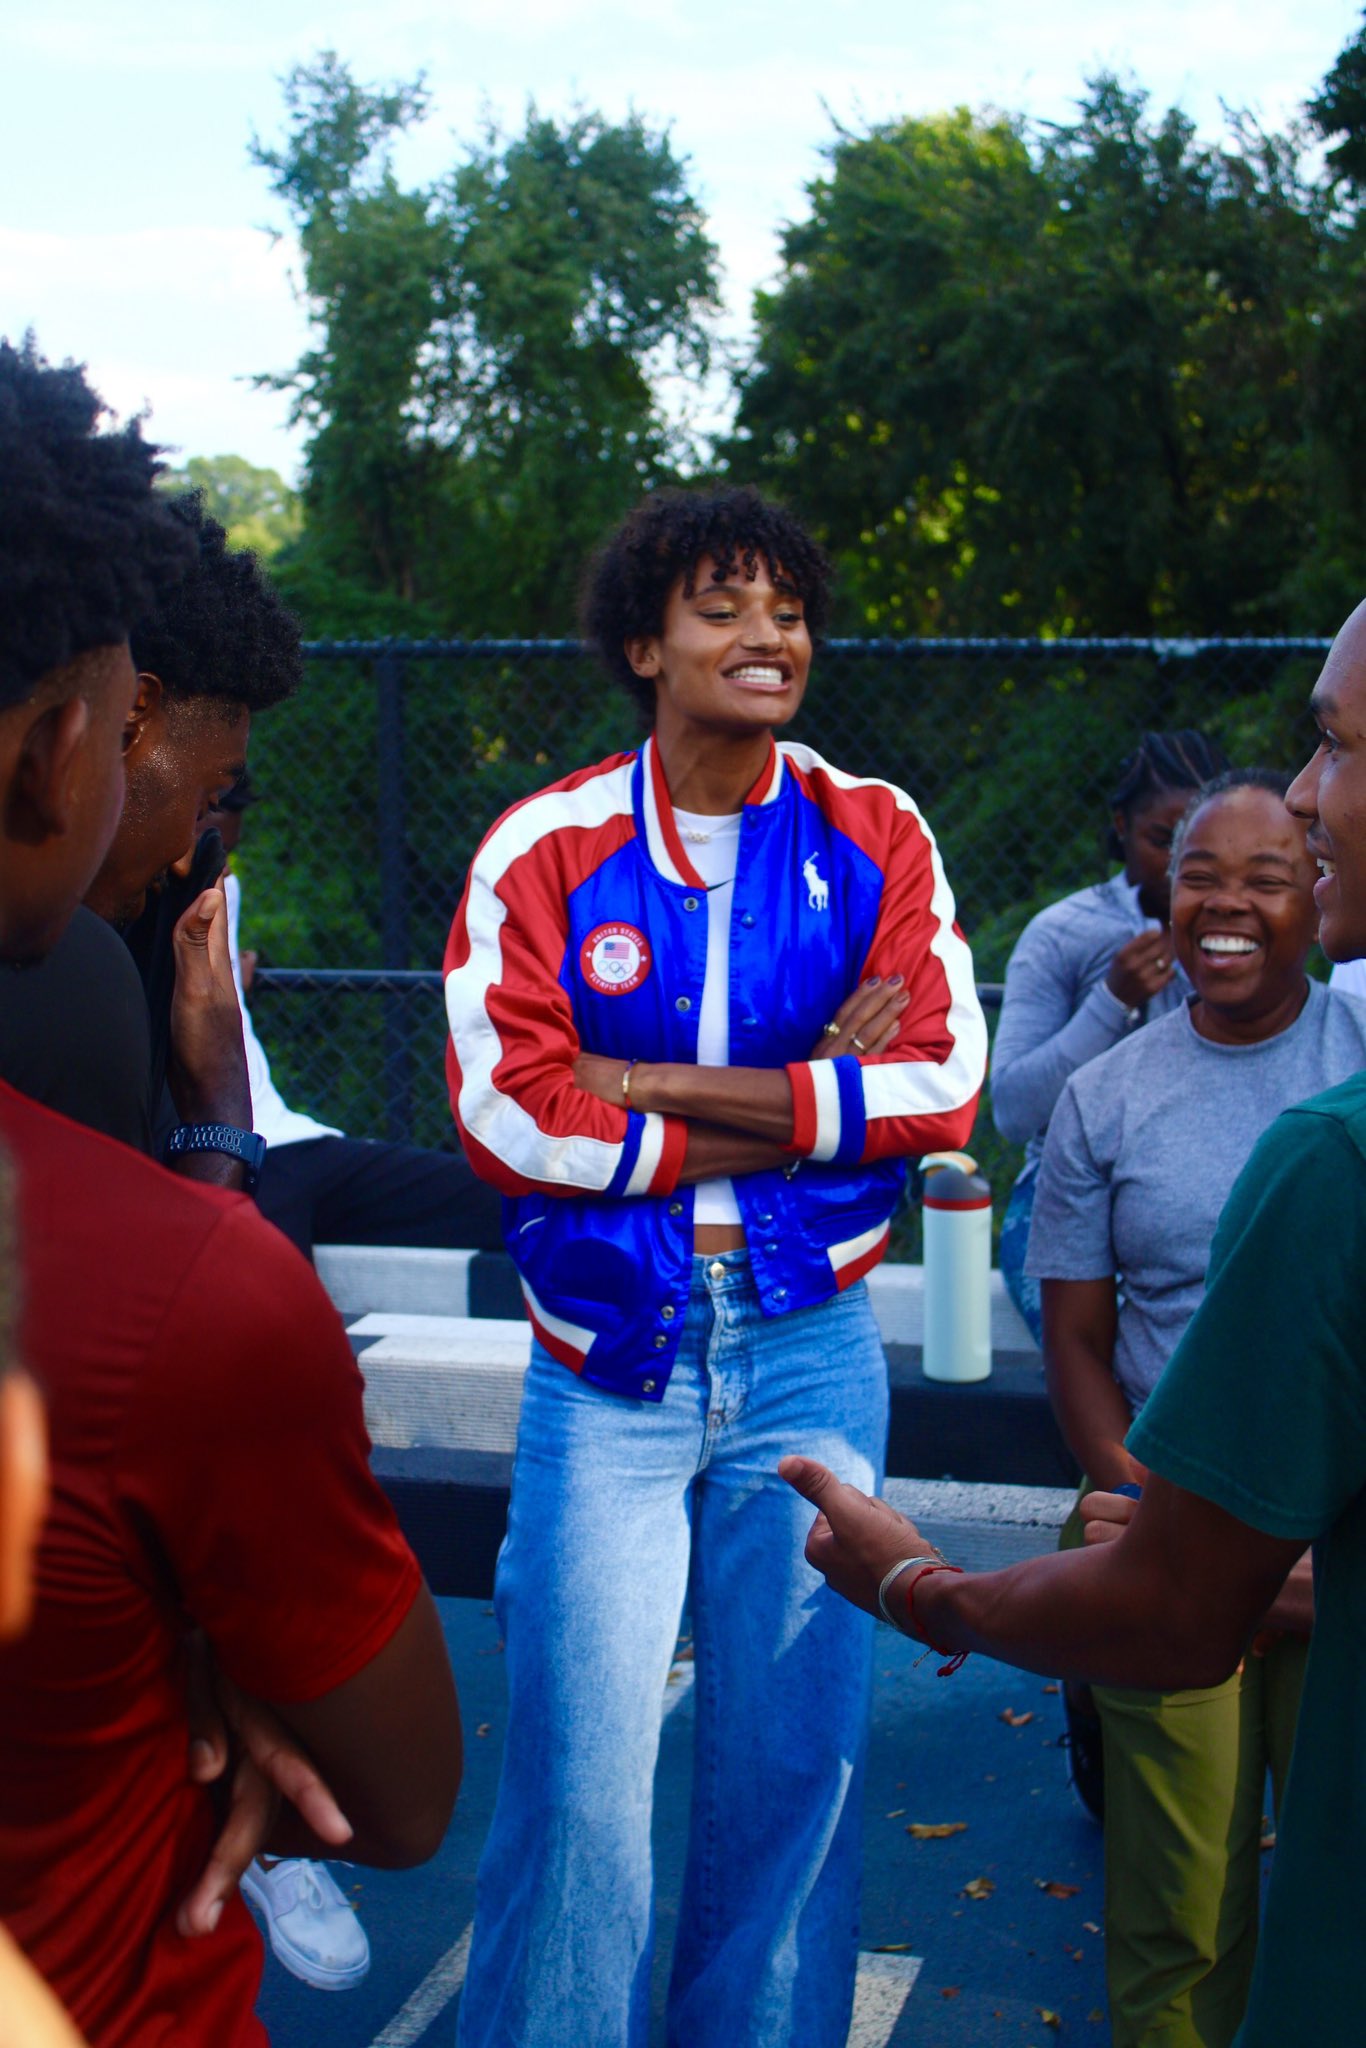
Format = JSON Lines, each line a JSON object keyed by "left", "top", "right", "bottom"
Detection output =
{"left": 444, "top": 735, "right": 986, "bottom": 1400}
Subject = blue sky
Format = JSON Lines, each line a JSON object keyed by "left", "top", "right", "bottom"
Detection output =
{"left": 2, "top": 0, "right": 1359, "bottom": 480}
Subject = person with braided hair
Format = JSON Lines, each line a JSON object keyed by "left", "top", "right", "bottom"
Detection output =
{"left": 992, "top": 730, "right": 1229, "bottom": 1819}
{"left": 993, "top": 728, "right": 1230, "bottom": 1347}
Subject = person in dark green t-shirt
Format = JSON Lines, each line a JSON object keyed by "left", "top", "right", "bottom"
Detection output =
{"left": 782, "top": 596, "right": 1366, "bottom": 2048}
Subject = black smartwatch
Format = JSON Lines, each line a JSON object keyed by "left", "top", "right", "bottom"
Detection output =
{"left": 164, "top": 1122, "right": 267, "bottom": 1194}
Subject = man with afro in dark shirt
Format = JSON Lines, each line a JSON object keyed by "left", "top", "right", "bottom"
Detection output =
{"left": 0, "top": 487, "right": 291, "bottom": 1187}
{"left": 0, "top": 333, "right": 461, "bottom": 2045}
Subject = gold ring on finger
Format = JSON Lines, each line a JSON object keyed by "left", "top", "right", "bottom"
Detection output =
{"left": 822, "top": 1021, "right": 840, "bottom": 1038}
{"left": 852, "top": 1034, "right": 867, "bottom": 1052}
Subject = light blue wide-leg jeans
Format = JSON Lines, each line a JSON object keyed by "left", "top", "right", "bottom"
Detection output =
{"left": 456, "top": 1251, "right": 888, "bottom": 2048}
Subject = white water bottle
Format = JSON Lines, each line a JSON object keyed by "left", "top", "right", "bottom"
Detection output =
{"left": 921, "top": 1151, "right": 992, "bottom": 1384}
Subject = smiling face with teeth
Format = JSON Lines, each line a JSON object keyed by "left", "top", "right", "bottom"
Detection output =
{"left": 1170, "top": 783, "right": 1319, "bottom": 1046}
{"left": 1287, "top": 600, "right": 1366, "bottom": 965}
{"left": 627, "top": 553, "right": 812, "bottom": 781}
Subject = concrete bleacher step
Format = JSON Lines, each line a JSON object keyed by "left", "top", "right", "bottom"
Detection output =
{"left": 318, "top": 1241, "right": 1040, "bottom": 1353}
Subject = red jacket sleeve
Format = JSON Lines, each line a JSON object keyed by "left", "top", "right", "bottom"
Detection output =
{"left": 444, "top": 766, "right": 688, "bottom": 1201}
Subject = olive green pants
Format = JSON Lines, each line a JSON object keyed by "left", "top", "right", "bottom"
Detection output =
{"left": 1096, "top": 1641, "right": 1305, "bottom": 2048}
{"left": 1061, "top": 1489, "right": 1306, "bottom": 2047}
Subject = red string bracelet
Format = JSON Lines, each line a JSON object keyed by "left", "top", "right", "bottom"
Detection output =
{"left": 905, "top": 1562, "right": 969, "bottom": 1676}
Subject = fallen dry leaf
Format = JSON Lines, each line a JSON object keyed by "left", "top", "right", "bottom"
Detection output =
{"left": 1083, "top": 1922, "right": 1100, "bottom": 1935}
{"left": 1000, "top": 1708, "right": 1036, "bottom": 1727}
{"left": 1041, "top": 1682, "right": 1060, "bottom": 1694}
{"left": 1088, "top": 2009, "right": 1105, "bottom": 2023}
{"left": 906, "top": 1821, "right": 968, "bottom": 1839}
{"left": 962, "top": 1876, "right": 996, "bottom": 1900}
{"left": 475, "top": 1723, "right": 491, "bottom": 1738}
{"left": 885, "top": 1809, "right": 906, "bottom": 1819}
{"left": 940, "top": 1986, "right": 962, "bottom": 1999}
{"left": 1038, "top": 2009, "right": 1062, "bottom": 2029}
{"left": 870, "top": 1942, "right": 913, "bottom": 1953}
{"left": 1036, "top": 1879, "right": 1081, "bottom": 1898}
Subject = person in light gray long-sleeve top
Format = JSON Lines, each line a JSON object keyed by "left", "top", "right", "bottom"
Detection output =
{"left": 994, "top": 731, "right": 1228, "bottom": 1341}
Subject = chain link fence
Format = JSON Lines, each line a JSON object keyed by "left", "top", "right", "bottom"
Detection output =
{"left": 237, "top": 635, "right": 1330, "bottom": 1242}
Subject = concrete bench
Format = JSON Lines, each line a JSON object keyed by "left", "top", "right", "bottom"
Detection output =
{"left": 321, "top": 1246, "right": 1072, "bottom": 1598}
{"left": 316, "top": 1242, "right": 1041, "bottom": 1352}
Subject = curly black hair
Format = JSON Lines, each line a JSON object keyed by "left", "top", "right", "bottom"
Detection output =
{"left": 130, "top": 490, "right": 302, "bottom": 713}
{"left": 0, "top": 335, "right": 196, "bottom": 710}
{"left": 581, "top": 486, "right": 831, "bottom": 715}
{"left": 1105, "top": 730, "right": 1230, "bottom": 860}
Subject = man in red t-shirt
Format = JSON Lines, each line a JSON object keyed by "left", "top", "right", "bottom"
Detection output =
{"left": 0, "top": 1097, "right": 443, "bottom": 2042}
{"left": 0, "top": 338, "right": 462, "bottom": 2044}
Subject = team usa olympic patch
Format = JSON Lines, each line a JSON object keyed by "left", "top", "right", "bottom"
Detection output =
{"left": 581, "top": 922, "right": 652, "bottom": 995}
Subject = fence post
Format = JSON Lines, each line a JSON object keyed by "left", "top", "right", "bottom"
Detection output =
{"left": 376, "top": 645, "right": 412, "bottom": 1143}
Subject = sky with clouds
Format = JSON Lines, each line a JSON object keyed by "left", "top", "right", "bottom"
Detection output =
{"left": 2, "top": 1, "right": 1360, "bottom": 481}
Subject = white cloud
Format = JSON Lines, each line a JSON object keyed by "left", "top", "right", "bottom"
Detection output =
{"left": 0, "top": 225, "right": 309, "bottom": 476}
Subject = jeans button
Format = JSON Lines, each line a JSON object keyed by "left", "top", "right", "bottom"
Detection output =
{"left": 740, "top": 911, "right": 756, "bottom": 928}
{"left": 741, "top": 1016, "right": 758, "bottom": 1030}
{"left": 764, "top": 1241, "right": 778, "bottom": 1256}
{"left": 668, "top": 1200, "right": 683, "bottom": 1216}
{"left": 757, "top": 1212, "right": 773, "bottom": 1226}
{"left": 772, "top": 1286, "right": 788, "bottom": 1303}
{"left": 661, "top": 1304, "right": 676, "bottom": 1321}
{"left": 684, "top": 896, "right": 700, "bottom": 912}
{"left": 708, "top": 1260, "right": 726, "bottom": 1281}
{"left": 653, "top": 1332, "right": 668, "bottom": 1349}
{"left": 675, "top": 996, "right": 692, "bottom": 1013}
{"left": 642, "top": 1378, "right": 657, "bottom": 1393}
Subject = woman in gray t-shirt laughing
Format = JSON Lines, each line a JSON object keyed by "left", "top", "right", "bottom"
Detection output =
{"left": 1027, "top": 768, "right": 1366, "bottom": 2048}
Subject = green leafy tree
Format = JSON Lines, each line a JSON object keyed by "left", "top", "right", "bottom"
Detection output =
{"left": 251, "top": 54, "right": 453, "bottom": 620}
{"left": 731, "top": 76, "right": 1345, "bottom": 636}
{"left": 1309, "top": 7, "right": 1366, "bottom": 189}
{"left": 251, "top": 56, "right": 718, "bottom": 632}
{"left": 162, "top": 454, "right": 302, "bottom": 558}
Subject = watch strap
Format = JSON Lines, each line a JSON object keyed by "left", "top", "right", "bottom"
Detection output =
{"left": 164, "top": 1122, "right": 267, "bottom": 1193}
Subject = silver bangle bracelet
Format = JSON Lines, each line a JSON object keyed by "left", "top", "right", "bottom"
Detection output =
{"left": 877, "top": 1556, "right": 943, "bottom": 1632}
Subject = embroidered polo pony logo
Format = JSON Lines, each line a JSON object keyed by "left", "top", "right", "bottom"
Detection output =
{"left": 802, "top": 855, "right": 829, "bottom": 911}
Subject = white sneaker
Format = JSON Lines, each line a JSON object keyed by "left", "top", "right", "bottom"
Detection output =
{"left": 240, "top": 1858, "right": 371, "bottom": 1991}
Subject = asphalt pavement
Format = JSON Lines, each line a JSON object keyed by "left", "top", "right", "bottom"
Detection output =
{"left": 255, "top": 1593, "right": 1112, "bottom": 2048}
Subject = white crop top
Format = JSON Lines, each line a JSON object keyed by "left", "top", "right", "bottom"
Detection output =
{"left": 672, "top": 807, "right": 742, "bottom": 1228}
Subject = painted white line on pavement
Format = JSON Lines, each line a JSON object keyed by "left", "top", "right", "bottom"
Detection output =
{"left": 661, "top": 1657, "right": 696, "bottom": 1721}
{"left": 369, "top": 1922, "right": 472, "bottom": 2048}
{"left": 364, "top": 1913, "right": 919, "bottom": 2046}
{"left": 847, "top": 1950, "right": 924, "bottom": 2047}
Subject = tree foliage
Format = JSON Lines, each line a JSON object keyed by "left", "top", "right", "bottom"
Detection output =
{"left": 251, "top": 55, "right": 718, "bottom": 631}
{"left": 731, "top": 73, "right": 1366, "bottom": 636}
{"left": 162, "top": 454, "right": 302, "bottom": 558}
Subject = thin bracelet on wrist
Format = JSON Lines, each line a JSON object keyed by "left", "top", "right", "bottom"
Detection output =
{"left": 621, "top": 1059, "right": 638, "bottom": 1104}
{"left": 907, "top": 1562, "right": 970, "bottom": 1675}
{"left": 877, "top": 1556, "right": 943, "bottom": 1631}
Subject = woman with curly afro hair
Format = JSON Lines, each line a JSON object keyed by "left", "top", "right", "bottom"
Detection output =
{"left": 446, "top": 485, "right": 987, "bottom": 2048}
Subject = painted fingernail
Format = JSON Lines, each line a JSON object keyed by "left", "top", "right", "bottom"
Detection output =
{"left": 889, "top": 974, "right": 904, "bottom": 986}
{"left": 205, "top": 1900, "right": 222, "bottom": 1933}
{"left": 867, "top": 976, "right": 881, "bottom": 986}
